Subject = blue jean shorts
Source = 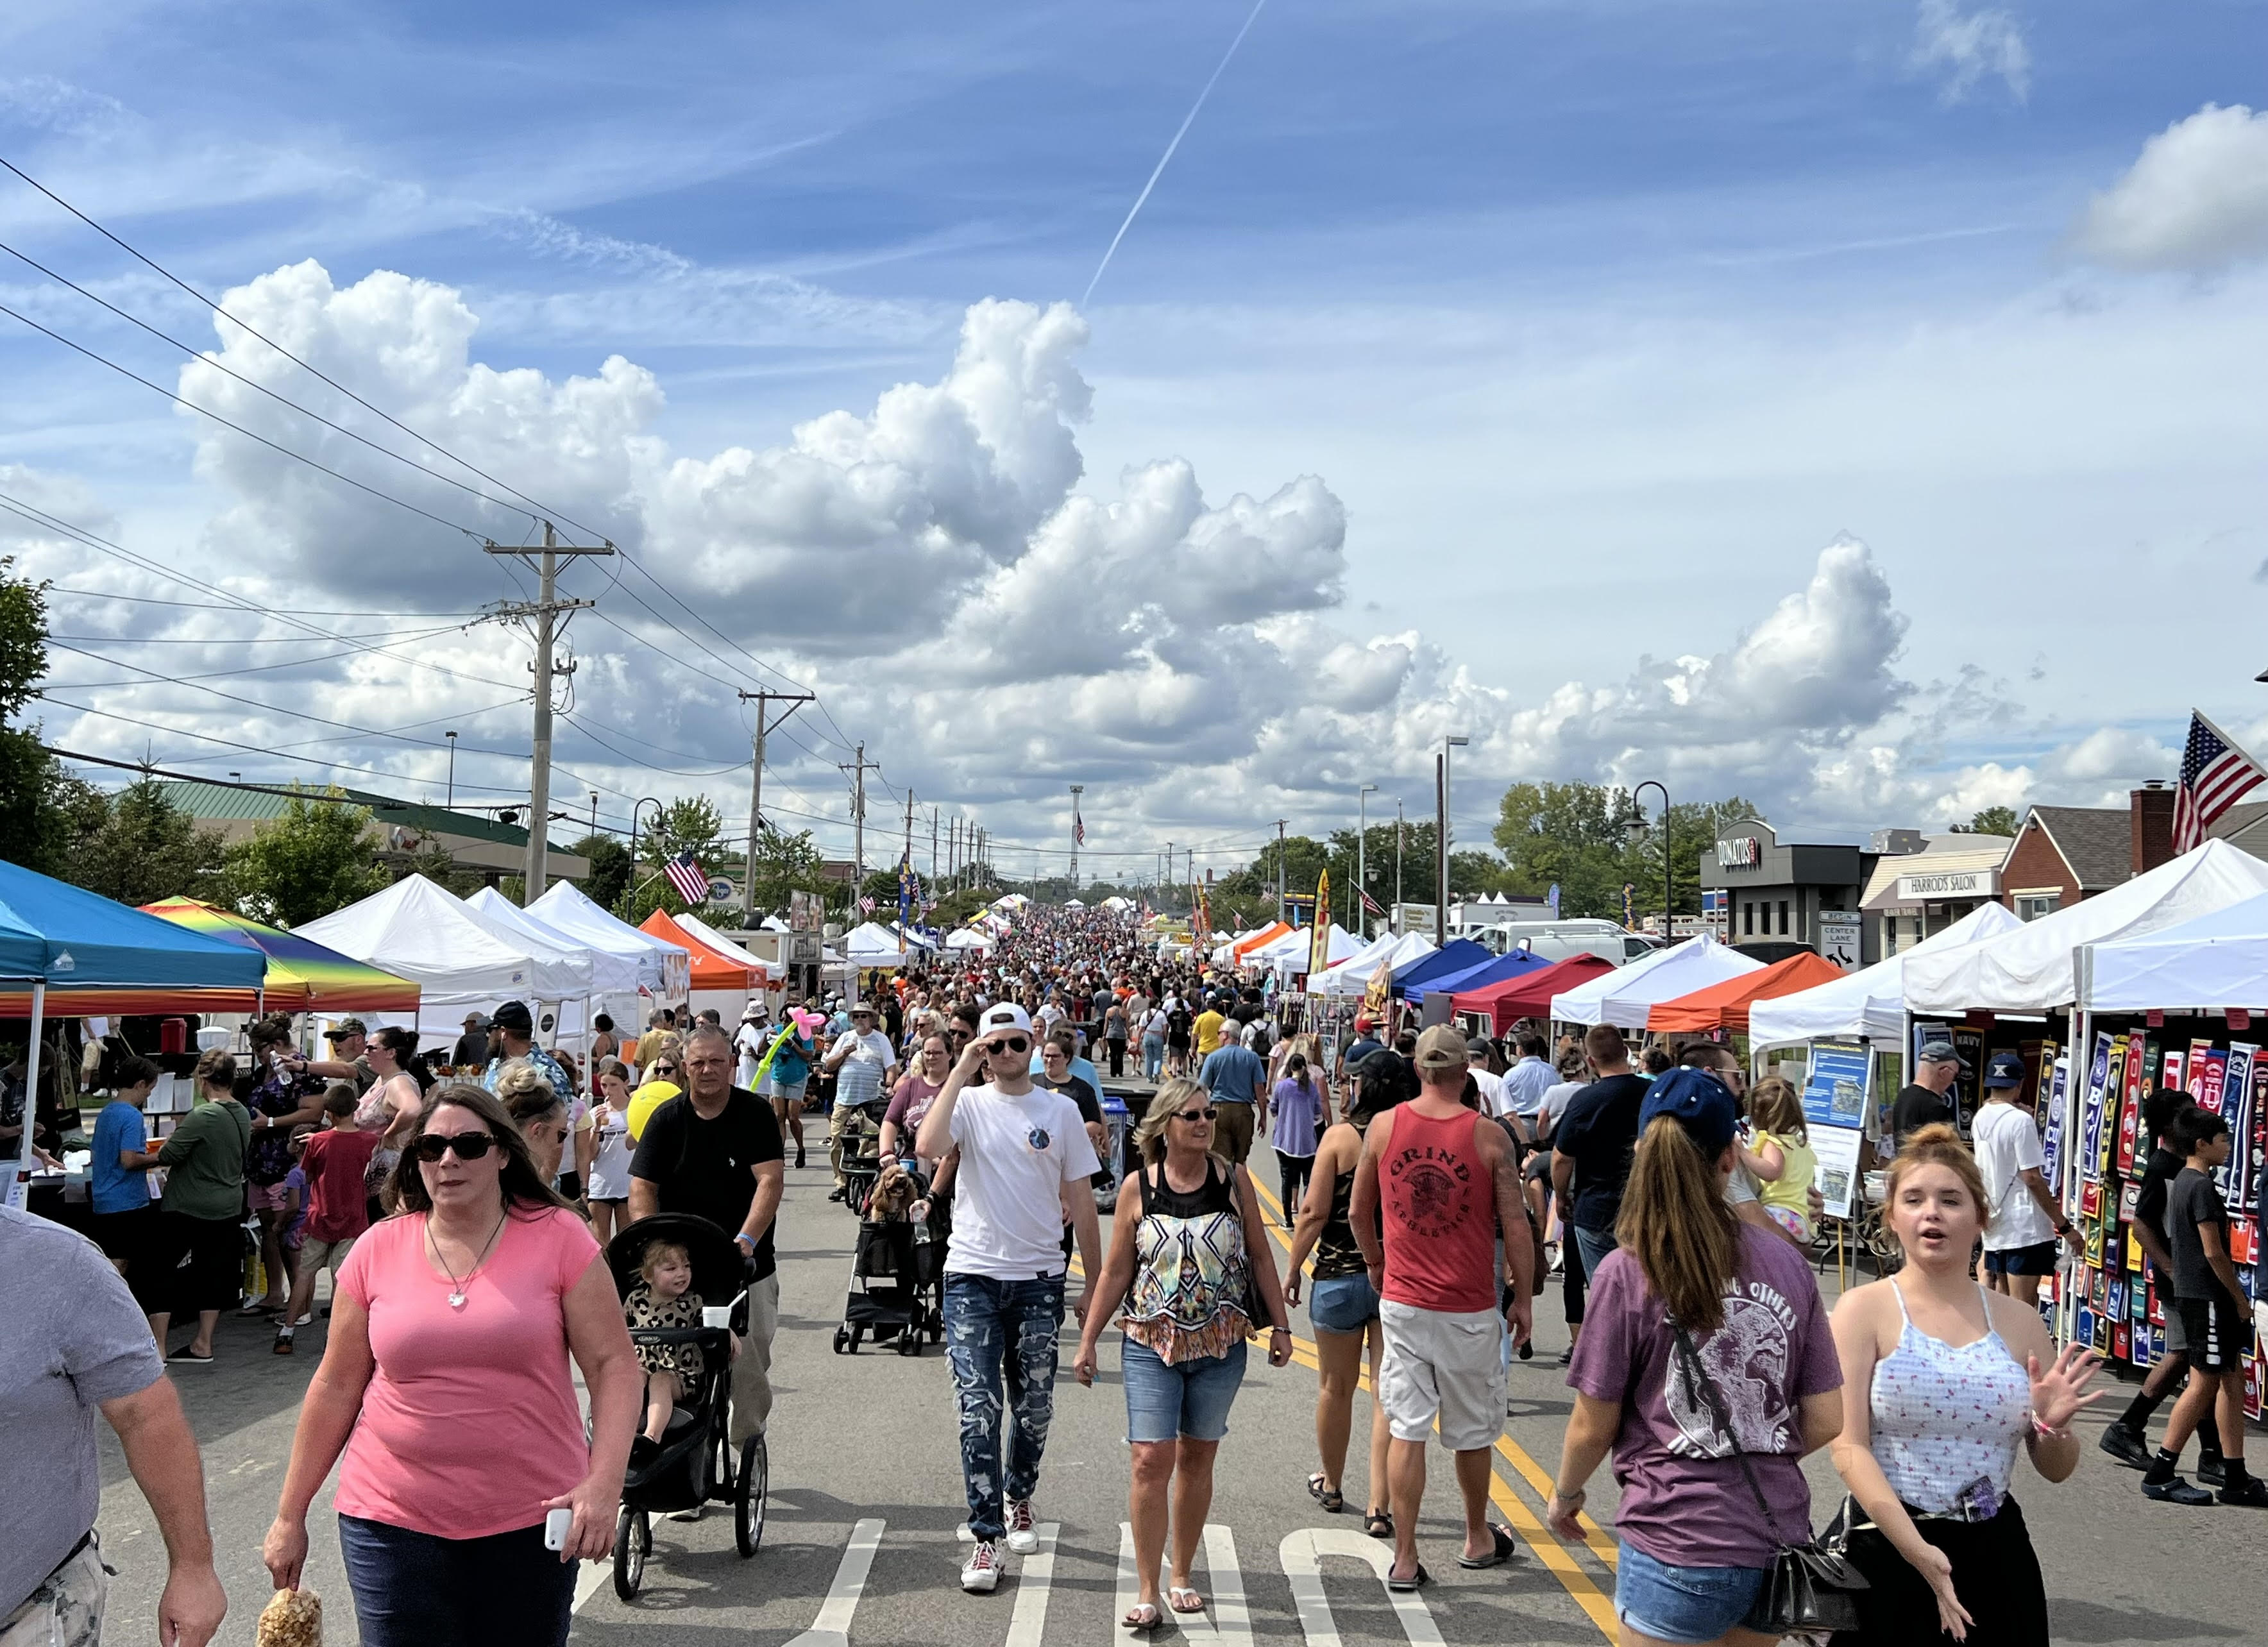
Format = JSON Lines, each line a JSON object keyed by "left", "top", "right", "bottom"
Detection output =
{"left": 1122, "top": 1336, "right": 1247, "bottom": 1443}
{"left": 1309, "top": 1272, "right": 1380, "bottom": 1335}
{"left": 1615, "top": 1543, "right": 1766, "bottom": 1644}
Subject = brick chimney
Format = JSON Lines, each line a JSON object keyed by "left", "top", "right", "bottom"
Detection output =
{"left": 2132, "top": 782, "right": 2176, "bottom": 872}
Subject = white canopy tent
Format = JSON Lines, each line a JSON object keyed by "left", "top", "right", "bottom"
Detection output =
{"left": 298, "top": 875, "right": 537, "bottom": 1038}
{"left": 1310, "top": 929, "right": 1435, "bottom": 996}
{"left": 945, "top": 927, "right": 996, "bottom": 951}
{"left": 1550, "top": 934, "right": 1764, "bottom": 1028}
{"left": 464, "top": 886, "right": 606, "bottom": 998}
{"left": 672, "top": 912, "right": 774, "bottom": 984}
{"left": 1904, "top": 840, "right": 2268, "bottom": 1015}
{"left": 529, "top": 881, "right": 690, "bottom": 999}
{"left": 1248, "top": 922, "right": 1362, "bottom": 972}
{"left": 1748, "top": 902, "right": 2024, "bottom": 1046}
{"left": 843, "top": 920, "right": 924, "bottom": 969}
{"left": 2081, "top": 890, "right": 2268, "bottom": 1011}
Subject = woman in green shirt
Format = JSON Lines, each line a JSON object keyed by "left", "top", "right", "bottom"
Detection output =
{"left": 145, "top": 1049, "right": 251, "bottom": 1365}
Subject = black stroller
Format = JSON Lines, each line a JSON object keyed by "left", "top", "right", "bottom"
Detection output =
{"left": 836, "top": 1097, "right": 890, "bottom": 1217}
{"left": 831, "top": 1166, "right": 945, "bottom": 1356}
{"left": 603, "top": 1215, "right": 768, "bottom": 1598}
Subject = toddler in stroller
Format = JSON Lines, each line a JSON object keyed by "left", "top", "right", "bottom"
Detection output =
{"left": 604, "top": 1213, "right": 768, "bottom": 1598}
{"left": 831, "top": 1160, "right": 944, "bottom": 1355}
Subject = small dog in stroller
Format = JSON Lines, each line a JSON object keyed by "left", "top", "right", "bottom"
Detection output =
{"left": 604, "top": 1213, "right": 768, "bottom": 1598}
{"left": 832, "top": 1159, "right": 944, "bottom": 1355}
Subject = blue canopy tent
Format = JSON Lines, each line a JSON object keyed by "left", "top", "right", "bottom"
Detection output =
{"left": 1403, "top": 946, "right": 1553, "bottom": 1006}
{"left": 0, "top": 859, "right": 266, "bottom": 1181}
{"left": 1389, "top": 938, "right": 1491, "bottom": 999}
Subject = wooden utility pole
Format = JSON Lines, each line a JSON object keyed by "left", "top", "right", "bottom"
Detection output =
{"left": 734, "top": 689, "right": 813, "bottom": 927}
{"left": 485, "top": 523, "right": 612, "bottom": 905}
{"left": 1275, "top": 819, "right": 1289, "bottom": 922}
{"left": 840, "top": 743, "right": 877, "bottom": 912}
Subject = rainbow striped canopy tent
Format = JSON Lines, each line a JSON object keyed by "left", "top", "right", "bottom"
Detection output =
{"left": 135, "top": 897, "right": 420, "bottom": 1013}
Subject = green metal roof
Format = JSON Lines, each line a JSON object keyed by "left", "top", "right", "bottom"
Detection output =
{"left": 144, "top": 780, "right": 555, "bottom": 849}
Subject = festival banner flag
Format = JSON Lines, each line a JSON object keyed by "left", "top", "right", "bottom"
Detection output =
{"left": 1309, "top": 870, "right": 1332, "bottom": 977}
{"left": 2079, "top": 1031, "right": 2113, "bottom": 1187}
{"left": 2223, "top": 1044, "right": 2258, "bottom": 1201}
{"left": 2042, "top": 1054, "right": 2070, "bottom": 1200}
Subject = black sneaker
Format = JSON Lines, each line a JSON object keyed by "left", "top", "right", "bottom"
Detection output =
{"left": 2219, "top": 1473, "right": 2268, "bottom": 1507}
{"left": 2143, "top": 1477, "right": 2215, "bottom": 1505}
{"left": 272, "top": 1328, "right": 295, "bottom": 1356}
{"left": 2198, "top": 1453, "right": 2228, "bottom": 1489}
{"left": 2099, "top": 1424, "right": 2154, "bottom": 1469}
{"left": 827, "top": 1187, "right": 847, "bottom": 1203}
{"left": 796, "top": 1146, "right": 807, "bottom": 1169}
{"left": 1556, "top": 1344, "right": 1575, "bottom": 1367}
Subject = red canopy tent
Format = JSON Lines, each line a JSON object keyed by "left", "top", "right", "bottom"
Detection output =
{"left": 1452, "top": 952, "right": 1614, "bottom": 1035}
{"left": 638, "top": 909, "right": 752, "bottom": 990}
{"left": 1645, "top": 950, "right": 1847, "bottom": 1035}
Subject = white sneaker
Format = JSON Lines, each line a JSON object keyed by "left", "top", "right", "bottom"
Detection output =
{"left": 960, "top": 1539, "right": 1003, "bottom": 1592}
{"left": 666, "top": 1504, "right": 704, "bottom": 1522}
{"left": 1004, "top": 1500, "right": 1038, "bottom": 1554}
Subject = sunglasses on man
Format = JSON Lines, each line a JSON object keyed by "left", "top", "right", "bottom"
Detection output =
{"left": 985, "top": 1036, "right": 1031, "bottom": 1056}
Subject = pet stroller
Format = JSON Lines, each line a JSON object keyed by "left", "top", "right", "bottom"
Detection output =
{"left": 831, "top": 1167, "right": 945, "bottom": 1356}
{"left": 836, "top": 1097, "right": 891, "bottom": 1217}
{"left": 603, "top": 1214, "right": 768, "bottom": 1598}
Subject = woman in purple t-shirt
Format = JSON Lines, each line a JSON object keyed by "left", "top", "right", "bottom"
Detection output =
{"left": 1546, "top": 1067, "right": 1845, "bottom": 1647}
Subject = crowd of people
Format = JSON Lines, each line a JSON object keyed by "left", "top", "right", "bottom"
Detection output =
{"left": 10, "top": 895, "right": 2207, "bottom": 1647}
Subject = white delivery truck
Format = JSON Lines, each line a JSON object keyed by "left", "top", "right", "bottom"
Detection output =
{"left": 1475, "top": 918, "right": 1656, "bottom": 966}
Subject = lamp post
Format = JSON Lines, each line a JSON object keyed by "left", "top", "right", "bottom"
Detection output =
{"left": 1357, "top": 783, "right": 1378, "bottom": 934}
{"left": 630, "top": 796, "right": 665, "bottom": 875}
{"left": 1394, "top": 799, "right": 1404, "bottom": 931}
{"left": 444, "top": 731, "right": 457, "bottom": 811}
{"left": 1625, "top": 780, "right": 1673, "bottom": 943}
{"left": 1439, "top": 735, "right": 1468, "bottom": 945}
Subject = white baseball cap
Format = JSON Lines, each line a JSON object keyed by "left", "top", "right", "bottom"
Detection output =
{"left": 976, "top": 1002, "right": 1033, "bottom": 1040}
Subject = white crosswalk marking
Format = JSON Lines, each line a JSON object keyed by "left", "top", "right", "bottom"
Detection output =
{"left": 1278, "top": 1528, "right": 1446, "bottom": 1647}
{"left": 784, "top": 1517, "right": 886, "bottom": 1647}
{"left": 1115, "top": 1522, "right": 1251, "bottom": 1644}
{"left": 1003, "top": 1522, "right": 1060, "bottom": 1647}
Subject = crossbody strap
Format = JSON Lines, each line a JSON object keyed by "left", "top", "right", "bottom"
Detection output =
{"left": 1670, "top": 1321, "right": 1790, "bottom": 1548}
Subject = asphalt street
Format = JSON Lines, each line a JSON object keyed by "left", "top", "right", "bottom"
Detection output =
{"left": 94, "top": 1147, "right": 2268, "bottom": 1646}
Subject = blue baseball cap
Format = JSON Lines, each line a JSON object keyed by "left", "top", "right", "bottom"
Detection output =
{"left": 1638, "top": 1066, "right": 1739, "bottom": 1156}
{"left": 1984, "top": 1051, "right": 2026, "bottom": 1089}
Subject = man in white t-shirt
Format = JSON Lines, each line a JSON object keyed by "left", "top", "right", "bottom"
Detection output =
{"left": 822, "top": 1004, "right": 899, "bottom": 1202}
{"left": 1466, "top": 1037, "right": 1509, "bottom": 1119}
{"left": 916, "top": 1002, "right": 1102, "bottom": 1595}
{"left": 1973, "top": 1049, "right": 2079, "bottom": 1308}
{"left": 732, "top": 1001, "right": 772, "bottom": 1090}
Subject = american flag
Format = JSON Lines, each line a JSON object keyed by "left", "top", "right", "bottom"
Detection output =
{"left": 1359, "top": 887, "right": 1386, "bottom": 916}
{"left": 664, "top": 850, "right": 709, "bottom": 906}
{"left": 2174, "top": 710, "right": 2268, "bottom": 852}
{"left": 859, "top": 895, "right": 876, "bottom": 914}
{"left": 1074, "top": 813, "right": 1085, "bottom": 846}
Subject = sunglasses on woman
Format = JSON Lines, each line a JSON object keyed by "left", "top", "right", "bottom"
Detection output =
{"left": 1174, "top": 1107, "right": 1218, "bottom": 1123}
{"left": 653, "top": 1063, "right": 678, "bottom": 1076}
{"left": 411, "top": 1131, "right": 496, "bottom": 1162}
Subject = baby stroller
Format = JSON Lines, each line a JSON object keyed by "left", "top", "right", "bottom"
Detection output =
{"left": 604, "top": 1215, "right": 768, "bottom": 1598}
{"left": 837, "top": 1097, "right": 890, "bottom": 1217}
{"left": 832, "top": 1161, "right": 944, "bottom": 1356}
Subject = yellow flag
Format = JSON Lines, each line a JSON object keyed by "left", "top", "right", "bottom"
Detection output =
{"left": 1309, "top": 870, "right": 1332, "bottom": 976}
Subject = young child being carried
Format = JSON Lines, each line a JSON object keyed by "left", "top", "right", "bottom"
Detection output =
{"left": 1738, "top": 1076, "right": 1818, "bottom": 1244}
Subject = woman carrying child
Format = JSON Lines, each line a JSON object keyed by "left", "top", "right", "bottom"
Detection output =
{"left": 1738, "top": 1076, "right": 1819, "bottom": 1244}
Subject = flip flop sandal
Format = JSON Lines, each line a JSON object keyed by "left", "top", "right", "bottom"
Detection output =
{"left": 1167, "top": 1586, "right": 1206, "bottom": 1614}
{"left": 1385, "top": 1563, "right": 1430, "bottom": 1592}
{"left": 1308, "top": 1473, "right": 1345, "bottom": 1514}
{"left": 1364, "top": 1508, "right": 1393, "bottom": 1540}
{"left": 1457, "top": 1523, "right": 1520, "bottom": 1569}
{"left": 1123, "top": 1604, "right": 1162, "bottom": 1632}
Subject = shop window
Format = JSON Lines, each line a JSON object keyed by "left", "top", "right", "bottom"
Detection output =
{"left": 1743, "top": 900, "right": 1754, "bottom": 936}
{"left": 1778, "top": 900, "right": 1790, "bottom": 936}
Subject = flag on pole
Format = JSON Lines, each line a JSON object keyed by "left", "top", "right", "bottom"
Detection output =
{"left": 664, "top": 850, "right": 709, "bottom": 905}
{"left": 897, "top": 852, "right": 917, "bottom": 952}
{"left": 1359, "top": 887, "right": 1386, "bottom": 917}
{"left": 2174, "top": 710, "right": 2268, "bottom": 852}
{"left": 1074, "top": 813, "right": 1086, "bottom": 846}
{"left": 859, "top": 895, "right": 876, "bottom": 915}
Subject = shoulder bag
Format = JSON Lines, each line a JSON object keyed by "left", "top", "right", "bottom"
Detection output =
{"left": 1669, "top": 1321, "right": 1868, "bottom": 1636}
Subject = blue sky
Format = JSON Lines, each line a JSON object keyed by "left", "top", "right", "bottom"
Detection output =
{"left": 1, "top": 1, "right": 2264, "bottom": 877}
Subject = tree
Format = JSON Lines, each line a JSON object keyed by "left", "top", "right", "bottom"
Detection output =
{"left": 65, "top": 779, "right": 230, "bottom": 906}
{"left": 566, "top": 834, "right": 632, "bottom": 909}
{"left": 741, "top": 826, "right": 829, "bottom": 919}
{"left": 0, "top": 559, "right": 86, "bottom": 875}
{"left": 1953, "top": 806, "right": 2021, "bottom": 838}
{"left": 635, "top": 797, "right": 725, "bottom": 868}
{"left": 1491, "top": 781, "right": 1760, "bottom": 926}
{"left": 217, "top": 790, "right": 391, "bottom": 927}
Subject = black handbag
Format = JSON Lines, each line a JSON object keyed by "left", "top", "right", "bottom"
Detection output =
{"left": 1670, "top": 1323, "right": 1869, "bottom": 1636}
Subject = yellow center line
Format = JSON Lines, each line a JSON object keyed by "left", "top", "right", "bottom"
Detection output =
{"left": 1244, "top": 1169, "right": 1618, "bottom": 1639}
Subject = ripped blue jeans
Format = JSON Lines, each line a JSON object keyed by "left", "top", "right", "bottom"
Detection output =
{"left": 944, "top": 1271, "right": 1066, "bottom": 1541}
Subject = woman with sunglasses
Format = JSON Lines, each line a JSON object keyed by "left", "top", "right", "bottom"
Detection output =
{"left": 262, "top": 1083, "right": 640, "bottom": 1647}
{"left": 625, "top": 1042, "right": 684, "bottom": 1144}
{"left": 1073, "top": 1077, "right": 1294, "bottom": 1628}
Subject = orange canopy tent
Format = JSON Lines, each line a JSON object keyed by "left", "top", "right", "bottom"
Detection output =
{"left": 637, "top": 909, "right": 749, "bottom": 990}
{"left": 1645, "top": 950, "right": 1847, "bottom": 1035}
{"left": 1230, "top": 922, "right": 1292, "bottom": 960}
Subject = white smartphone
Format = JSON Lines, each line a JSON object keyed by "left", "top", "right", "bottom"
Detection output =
{"left": 543, "top": 1507, "right": 573, "bottom": 1551}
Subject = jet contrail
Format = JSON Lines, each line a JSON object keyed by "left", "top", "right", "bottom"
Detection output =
{"left": 1082, "top": 0, "right": 1269, "bottom": 309}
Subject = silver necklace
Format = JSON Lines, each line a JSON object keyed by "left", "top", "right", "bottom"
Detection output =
{"left": 428, "top": 1208, "right": 508, "bottom": 1310}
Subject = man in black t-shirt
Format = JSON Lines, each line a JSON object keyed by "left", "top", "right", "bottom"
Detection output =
{"left": 629, "top": 1024, "right": 786, "bottom": 1448}
{"left": 2102, "top": 1095, "right": 2226, "bottom": 1477}
{"left": 1550, "top": 1025, "right": 1648, "bottom": 1332}
{"left": 1888, "top": 1043, "right": 1963, "bottom": 1142}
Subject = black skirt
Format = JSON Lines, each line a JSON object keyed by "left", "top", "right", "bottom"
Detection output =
{"left": 1829, "top": 1494, "right": 2047, "bottom": 1647}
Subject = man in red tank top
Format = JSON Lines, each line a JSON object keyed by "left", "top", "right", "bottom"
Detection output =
{"left": 1351, "top": 1024, "right": 1536, "bottom": 1589}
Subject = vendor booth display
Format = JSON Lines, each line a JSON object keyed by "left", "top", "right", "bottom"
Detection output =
{"left": 1451, "top": 952, "right": 1615, "bottom": 1035}
{"left": 1550, "top": 934, "right": 1762, "bottom": 1028}
{"left": 1645, "top": 950, "right": 1845, "bottom": 1036}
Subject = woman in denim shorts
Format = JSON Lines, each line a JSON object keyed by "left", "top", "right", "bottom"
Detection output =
{"left": 1283, "top": 1076, "right": 1403, "bottom": 1539}
{"left": 1074, "top": 1079, "right": 1292, "bottom": 1630}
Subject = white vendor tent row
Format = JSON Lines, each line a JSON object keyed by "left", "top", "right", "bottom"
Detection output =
{"left": 1248, "top": 922, "right": 1362, "bottom": 973}
{"left": 670, "top": 911, "right": 775, "bottom": 1024}
{"left": 299, "top": 875, "right": 539, "bottom": 1040}
{"left": 843, "top": 921, "right": 927, "bottom": 968}
{"left": 1550, "top": 934, "right": 1763, "bottom": 1027}
{"left": 1101, "top": 895, "right": 1135, "bottom": 912}
{"left": 465, "top": 886, "right": 601, "bottom": 998}
{"left": 2079, "top": 885, "right": 2268, "bottom": 1012}
{"left": 1309, "top": 930, "right": 1435, "bottom": 995}
{"left": 945, "top": 927, "right": 996, "bottom": 951}
{"left": 1748, "top": 902, "right": 2024, "bottom": 1046}
{"left": 1903, "top": 840, "right": 2268, "bottom": 1015}
{"left": 530, "top": 881, "right": 691, "bottom": 998}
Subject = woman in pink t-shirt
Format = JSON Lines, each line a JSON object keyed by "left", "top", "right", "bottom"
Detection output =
{"left": 262, "top": 1083, "right": 641, "bottom": 1647}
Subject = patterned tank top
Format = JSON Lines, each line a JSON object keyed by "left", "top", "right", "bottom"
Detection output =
{"left": 1869, "top": 1280, "right": 2031, "bottom": 1517}
{"left": 1121, "top": 1158, "right": 1253, "bottom": 1364}
{"left": 1312, "top": 1165, "right": 1367, "bottom": 1281}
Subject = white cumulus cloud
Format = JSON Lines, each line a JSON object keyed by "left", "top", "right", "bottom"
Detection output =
{"left": 2074, "top": 103, "right": 2268, "bottom": 273}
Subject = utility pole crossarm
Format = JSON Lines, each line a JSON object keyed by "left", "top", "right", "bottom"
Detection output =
{"left": 736, "top": 689, "right": 815, "bottom": 926}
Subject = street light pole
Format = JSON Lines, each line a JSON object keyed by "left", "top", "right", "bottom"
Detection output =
{"left": 1395, "top": 799, "right": 1404, "bottom": 931}
{"left": 1439, "top": 735, "right": 1468, "bottom": 945}
{"left": 444, "top": 731, "right": 457, "bottom": 811}
{"left": 1627, "top": 780, "right": 1673, "bottom": 942}
{"left": 1358, "top": 783, "right": 1378, "bottom": 934}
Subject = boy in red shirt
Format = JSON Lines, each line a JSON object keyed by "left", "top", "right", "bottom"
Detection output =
{"left": 275, "top": 1084, "right": 380, "bottom": 1355}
